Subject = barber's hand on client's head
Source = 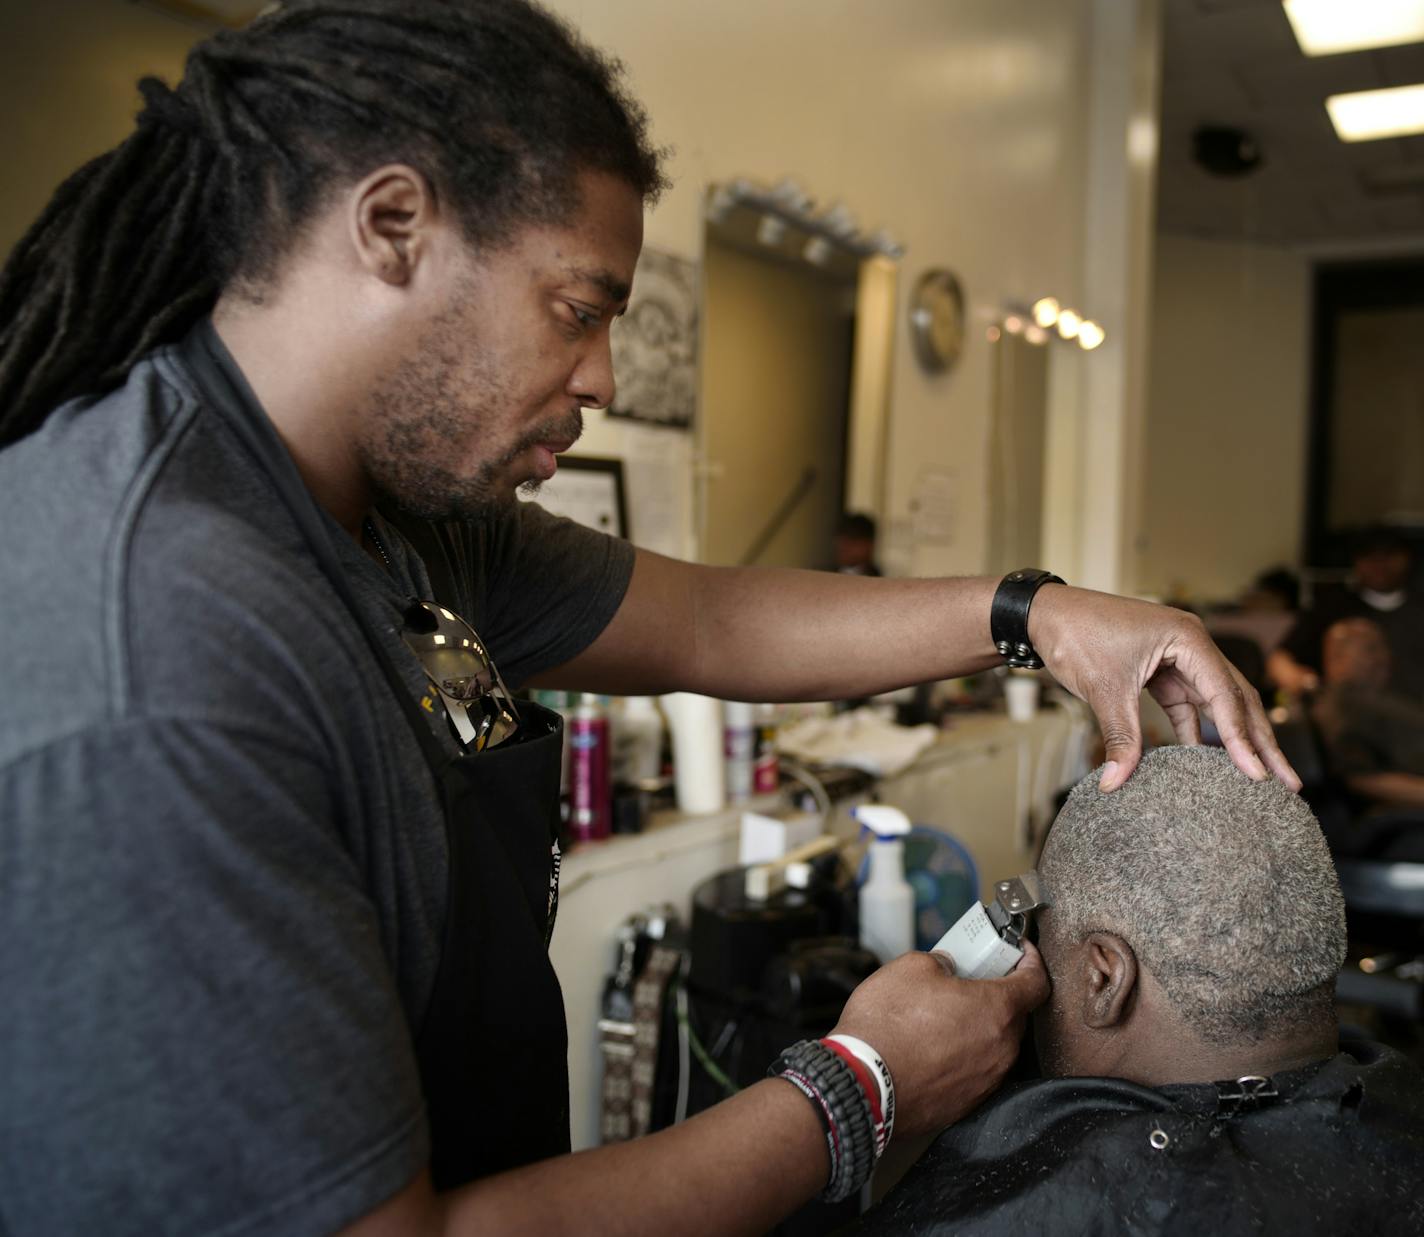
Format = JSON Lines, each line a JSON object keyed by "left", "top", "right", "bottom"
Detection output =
{"left": 1026, "top": 585, "right": 1300, "bottom": 793}
{"left": 829, "top": 944, "right": 1048, "bottom": 1139}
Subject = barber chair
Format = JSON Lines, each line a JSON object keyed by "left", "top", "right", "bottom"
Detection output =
{"left": 1333, "top": 861, "right": 1424, "bottom": 1021}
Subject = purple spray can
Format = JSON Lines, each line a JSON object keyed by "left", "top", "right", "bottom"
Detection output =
{"left": 569, "top": 693, "right": 612, "bottom": 842}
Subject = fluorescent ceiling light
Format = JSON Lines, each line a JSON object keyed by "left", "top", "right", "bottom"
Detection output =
{"left": 1326, "top": 83, "right": 1424, "bottom": 140}
{"left": 1283, "top": 0, "right": 1424, "bottom": 56}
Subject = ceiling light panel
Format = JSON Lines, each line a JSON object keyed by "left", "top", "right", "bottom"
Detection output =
{"left": 1326, "top": 82, "right": 1424, "bottom": 140}
{"left": 1283, "top": 0, "right": 1424, "bottom": 57}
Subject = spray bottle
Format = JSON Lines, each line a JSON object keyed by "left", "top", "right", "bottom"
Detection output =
{"left": 852, "top": 804, "right": 916, "bottom": 963}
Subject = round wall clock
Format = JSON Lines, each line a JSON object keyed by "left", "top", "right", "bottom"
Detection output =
{"left": 909, "top": 268, "right": 966, "bottom": 373}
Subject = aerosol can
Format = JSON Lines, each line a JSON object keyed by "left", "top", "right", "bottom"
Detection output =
{"left": 568, "top": 693, "right": 612, "bottom": 842}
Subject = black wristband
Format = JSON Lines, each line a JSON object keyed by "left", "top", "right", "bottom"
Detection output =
{"left": 990, "top": 569, "right": 1065, "bottom": 670}
{"left": 770, "top": 1039, "right": 878, "bottom": 1203}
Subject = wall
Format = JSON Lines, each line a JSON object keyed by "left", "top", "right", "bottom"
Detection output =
{"left": 0, "top": 1, "right": 195, "bottom": 252}
{"left": 1137, "top": 233, "right": 1311, "bottom": 603}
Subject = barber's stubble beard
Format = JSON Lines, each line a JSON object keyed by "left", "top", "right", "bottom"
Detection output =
{"left": 358, "top": 300, "right": 583, "bottom": 523}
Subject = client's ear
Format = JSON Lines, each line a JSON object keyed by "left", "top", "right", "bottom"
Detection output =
{"left": 1081, "top": 932, "right": 1137, "bottom": 1029}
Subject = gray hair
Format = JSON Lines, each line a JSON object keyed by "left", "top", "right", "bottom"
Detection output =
{"left": 1040, "top": 746, "right": 1346, "bottom": 1044}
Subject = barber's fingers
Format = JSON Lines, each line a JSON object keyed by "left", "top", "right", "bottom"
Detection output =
{"left": 926, "top": 941, "right": 1047, "bottom": 1009}
{"left": 994, "top": 941, "right": 1049, "bottom": 1013}
{"left": 1195, "top": 662, "right": 1267, "bottom": 781}
{"left": 1159, "top": 697, "right": 1202, "bottom": 747}
{"left": 1233, "top": 683, "right": 1301, "bottom": 791}
{"left": 1194, "top": 654, "right": 1299, "bottom": 789}
{"left": 1082, "top": 682, "right": 1145, "bottom": 792}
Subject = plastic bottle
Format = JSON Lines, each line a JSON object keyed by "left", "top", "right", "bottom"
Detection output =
{"left": 660, "top": 693, "right": 726, "bottom": 815}
{"left": 753, "top": 702, "right": 780, "bottom": 794}
{"left": 723, "top": 700, "right": 756, "bottom": 802}
{"left": 569, "top": 693, "right": 612, "bottom": 842}
{"left": 852, "top": 804, "right": 916, "bottom": 963}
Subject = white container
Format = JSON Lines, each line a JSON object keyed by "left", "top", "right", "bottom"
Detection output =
{"left": 660, "top": 692, "right": 727, "bottom": 815}
{"left": 1004, "top": 673, "right": 1041, "bottom": 723}
{"left": 852, "top": 804, "right": 916, "bottom": 963}
{"left": 738, "top": 809, "right": 822, "bottom": 866}
{"left": 723, "top": 700, "right": 756, "bottom": 802}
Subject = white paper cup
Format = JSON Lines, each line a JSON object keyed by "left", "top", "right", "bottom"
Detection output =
{"left": 660, "top": 692, "right": 727, "bottom": 814}
{"left": 1004, "top": 675, "right": 1040, "bottom": 723}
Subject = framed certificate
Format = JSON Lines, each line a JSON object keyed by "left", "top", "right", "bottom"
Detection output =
{"left": 520, "top": 455, "right": 629, "bottom": 539}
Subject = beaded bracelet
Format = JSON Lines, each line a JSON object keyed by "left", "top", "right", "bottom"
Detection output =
{"left": 768, "top": 1037, "right": 895, "bottom": 1202}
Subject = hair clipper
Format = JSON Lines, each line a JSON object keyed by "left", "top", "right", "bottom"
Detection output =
{"left": 930, "top": 872, "right": 1048, "bottom": 979}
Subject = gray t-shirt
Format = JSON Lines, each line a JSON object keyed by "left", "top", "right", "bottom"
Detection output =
{"left": 0, "top": 335, "right": 634, "bottom": 1236}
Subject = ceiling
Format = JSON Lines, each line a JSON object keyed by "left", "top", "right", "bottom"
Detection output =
{"left": 1158, "top": 0, "right": 1424, "bottom": 250}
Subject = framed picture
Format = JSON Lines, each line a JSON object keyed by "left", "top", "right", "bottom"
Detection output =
{"left": 520, "top": 455, "right": 629, "bottom": 539}
{"left": 607, "top": 248, "right": 699, "bottom": 430}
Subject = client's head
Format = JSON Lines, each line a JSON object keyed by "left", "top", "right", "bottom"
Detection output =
{"left": 1034, "top": 746, "right": 1345, "bottom": 1085}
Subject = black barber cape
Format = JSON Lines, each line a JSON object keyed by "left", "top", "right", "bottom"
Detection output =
{"left": 859, "top": 1040, "right": 1424, "bottom": 1235}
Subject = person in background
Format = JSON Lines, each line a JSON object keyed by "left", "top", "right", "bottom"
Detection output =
{"left": 833, "top": 511, "right": 883, "bottom": 577}
{"left": 859, "top": 745, "right": 1424, "bottom": 1236}
{"left": 1241, "top": 565, "right": 1301, "bottom": 613}
{"left": 1268, "top": 527, "right": 1424, "bottom": 701}
{"left": 1312, "top": 617, "right": 1424, "bottom": 811}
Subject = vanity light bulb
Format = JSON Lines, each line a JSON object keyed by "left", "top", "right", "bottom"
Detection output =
{"left": 1032, "top": 297, "right": 1060, "bottom": 329}
{"left": 1024, "top": 324, "right": 1049, "bottom": 346}
{"left": 986, "top": 325, "right": 1002, "bottom": 343}
{"left": 706, "top": 186, "right": 737, "bottom": 223}
{"left": 1077, "top": 320, "right": 1106, "bottom": 350}
{"left": 1003, "top": 314, "right": 1025, "bottom": 335}
{"left": 1056, "top": 308, "right": 1082, "bottom": 340}
{"left": 756, "top": 214, "right": 788, "bottom": 247}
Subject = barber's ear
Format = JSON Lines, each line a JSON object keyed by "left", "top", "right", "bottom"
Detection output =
{"left": 1080, "top": 932, "right": 1137, "bottom": 1030}
{"left": 348, "top": 164, "right": 436, "bottom": 287}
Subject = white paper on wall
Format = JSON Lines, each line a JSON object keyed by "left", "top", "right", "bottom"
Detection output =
{"left": 911, "top": 469, "right": 958, "bottom": 544}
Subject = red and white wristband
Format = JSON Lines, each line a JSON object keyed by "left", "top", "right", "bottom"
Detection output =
{"left": 823, "top": 1033, "right": 896, "bottom": 1157}
{"left": 768, "top": 1036, "right": 896, "bottom": 1201}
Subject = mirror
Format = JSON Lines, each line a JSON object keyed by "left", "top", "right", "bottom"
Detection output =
{"left": 697, "top": 181, "right": 899, "bottom": 569}
{"left": 988, "top": 327, "right": 1089, "bottom": 581}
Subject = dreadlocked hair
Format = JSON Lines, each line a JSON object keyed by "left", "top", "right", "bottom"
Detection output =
{"left": 0, "top": 0, "right": 667, "bottom": 448}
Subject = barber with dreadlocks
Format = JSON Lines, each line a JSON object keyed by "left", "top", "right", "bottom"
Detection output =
{"left": 0, "top": 3, "right": 1295, "bottom": 1234}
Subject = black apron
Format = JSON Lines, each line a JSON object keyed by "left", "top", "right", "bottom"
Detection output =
{"left": 182, "top": 324, "right": 572, "bottom": 1189}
